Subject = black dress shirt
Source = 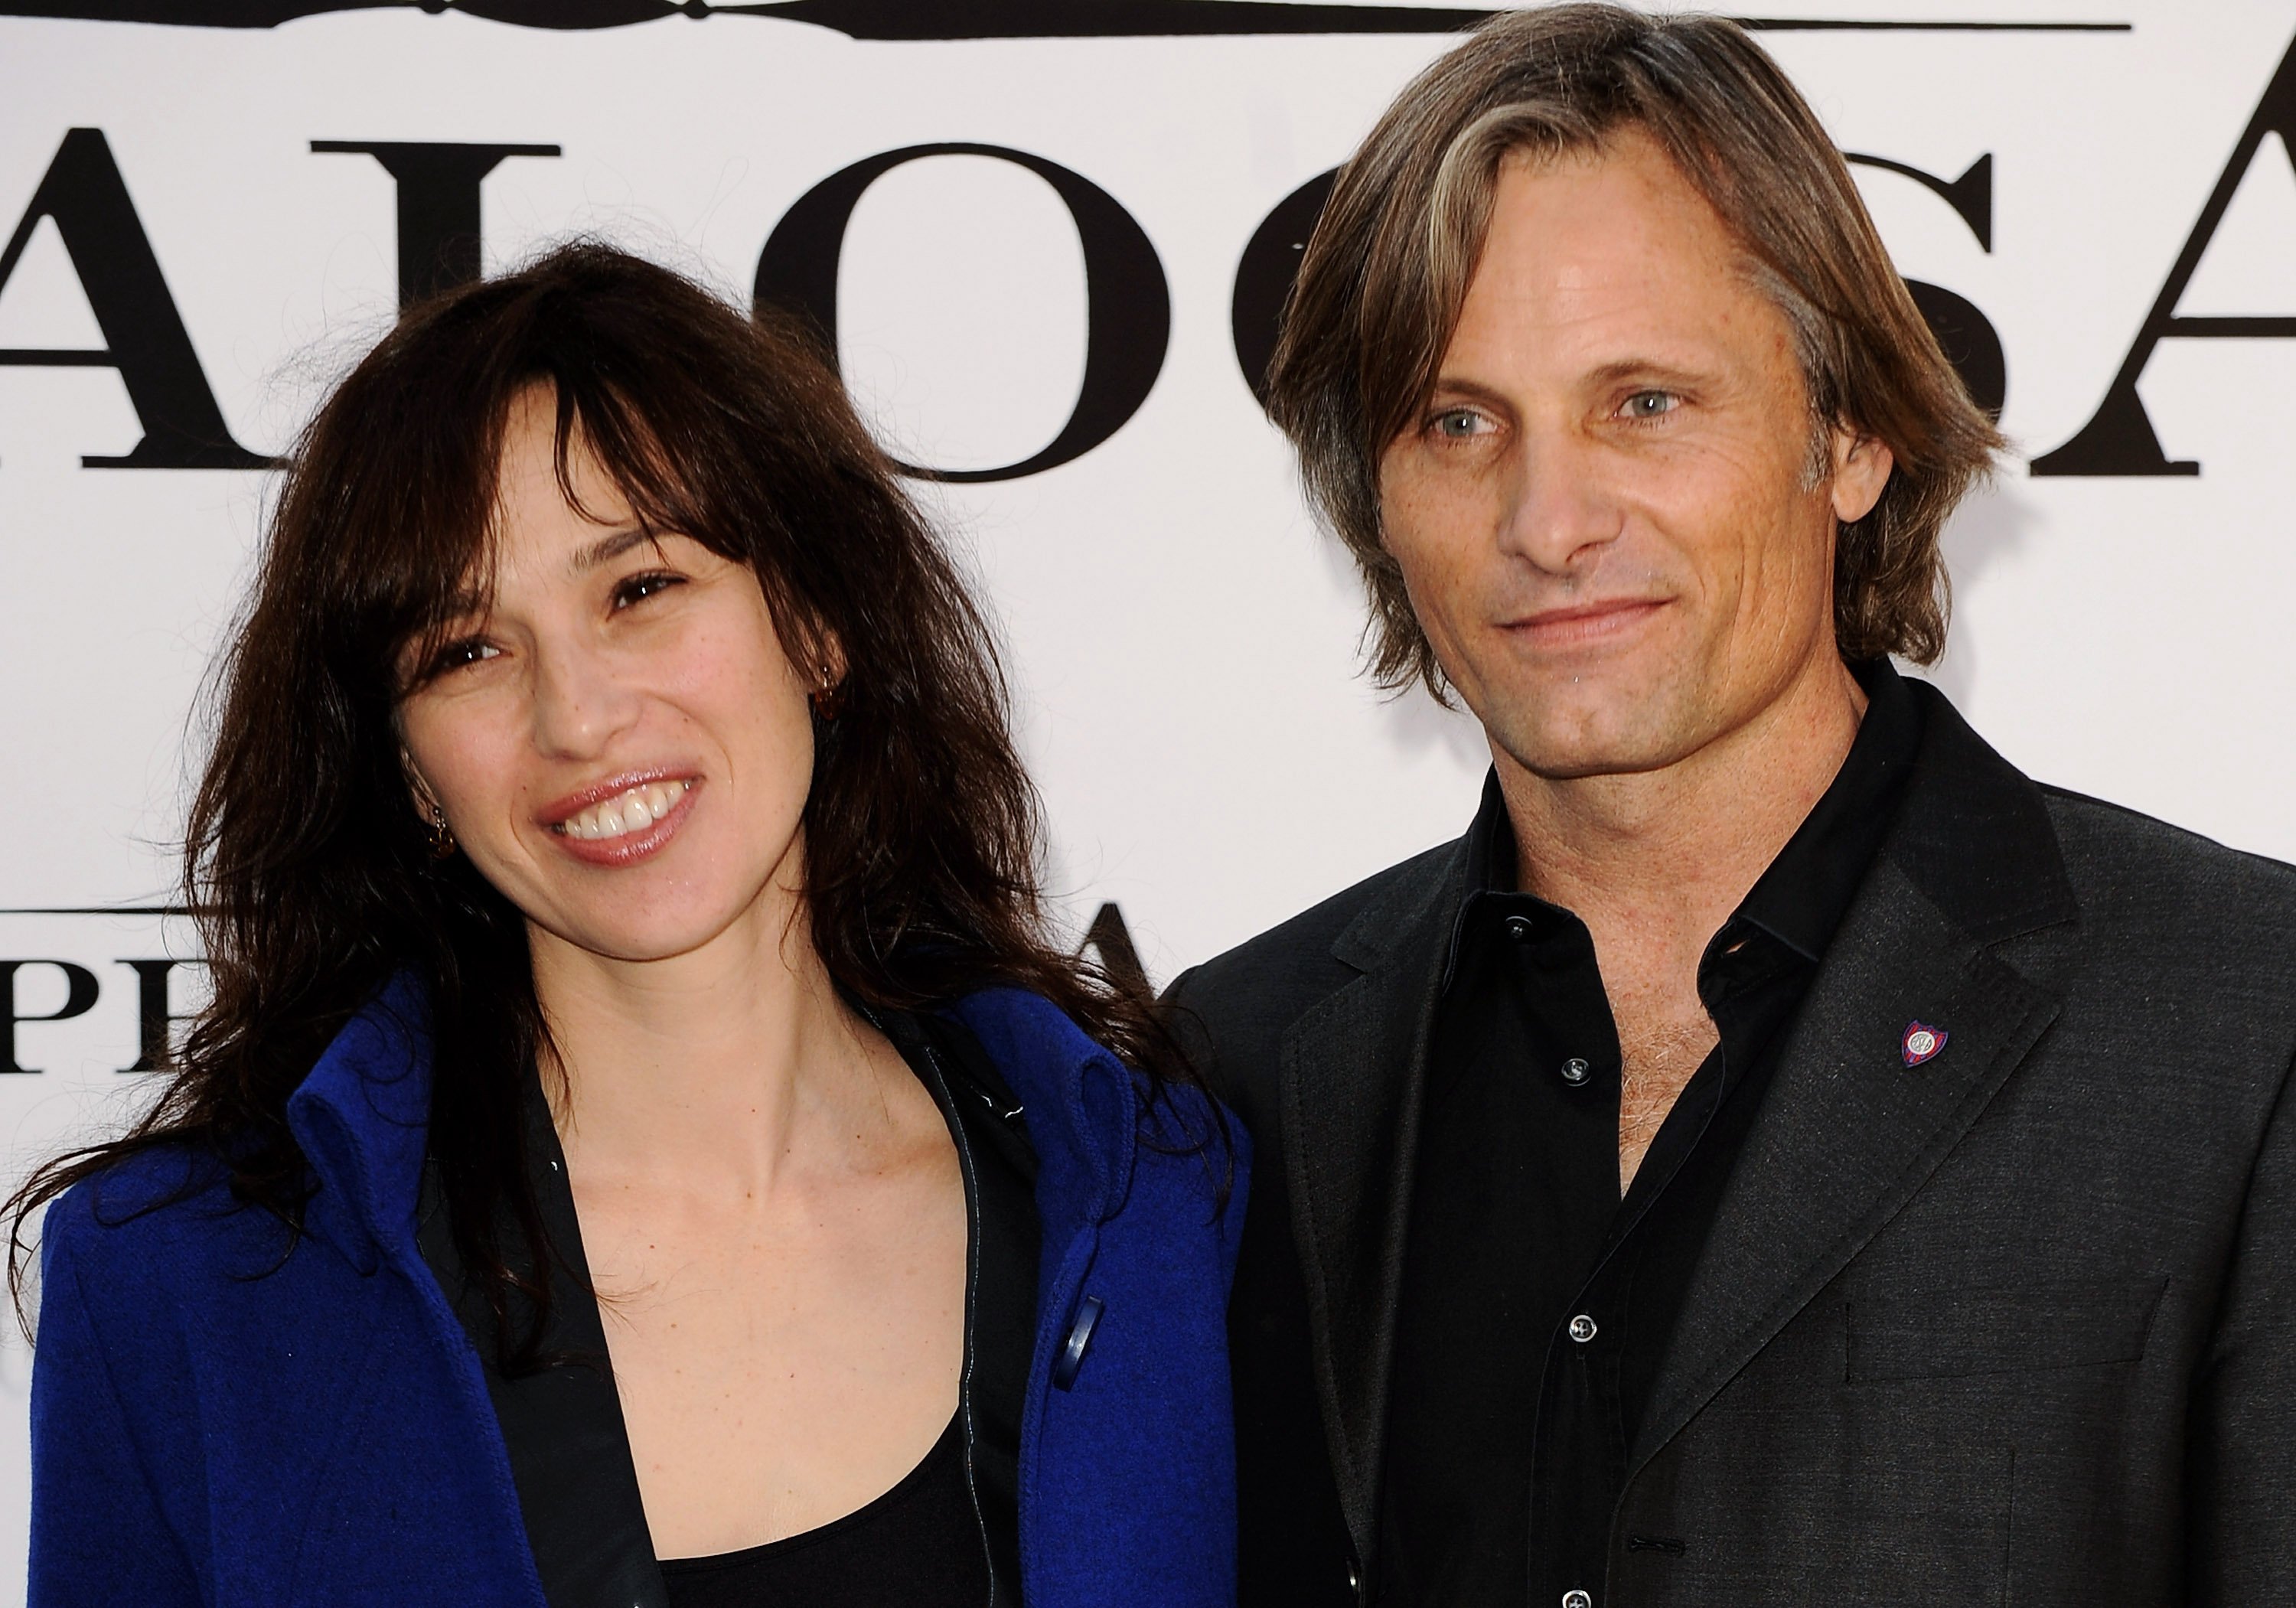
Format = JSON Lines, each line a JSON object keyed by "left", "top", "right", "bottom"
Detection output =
{"left": 1377, "top": 660, "right": 1923, "bottom": 1607}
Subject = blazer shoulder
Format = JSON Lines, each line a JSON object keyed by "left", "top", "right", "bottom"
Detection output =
{"left": 1175, "top": 840, "right": 1456, "bottom": 1006}
{"left": 2041, "top": 784, "right": 2296, "bottom": 934}
{"left": 1166, "top": 839, "right": 1461, "bottom": 1102}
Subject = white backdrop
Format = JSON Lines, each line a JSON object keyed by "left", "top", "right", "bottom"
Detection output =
{"left": 2, "top": 0, "right": 2294, "bottom": 1590}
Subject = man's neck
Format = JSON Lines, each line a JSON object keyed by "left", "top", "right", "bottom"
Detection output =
{"left": 1497, "top": 654, "right": 1870, "bottom": 976}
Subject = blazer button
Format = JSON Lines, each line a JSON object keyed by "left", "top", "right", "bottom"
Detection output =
{"left": 1568, "top": 1313, "right": 1598, "bottom": 1343}
{"left": 1563, "top": 1592, "right": 1594, "bottom": 1608}
{"left": 1052, "top": 1295, "right": 1104, "bottom": 1391}
{"left": 1560, "top": 1057, "right": 1591, "bottom": 1085}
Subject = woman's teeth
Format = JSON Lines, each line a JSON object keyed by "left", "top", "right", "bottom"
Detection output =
{"left": 560, "top": 779, "right": 689, "bottom": 842}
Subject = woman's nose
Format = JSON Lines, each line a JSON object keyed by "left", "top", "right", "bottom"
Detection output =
{"left": 527, "top": 638, "right": 642, "bottom": 760}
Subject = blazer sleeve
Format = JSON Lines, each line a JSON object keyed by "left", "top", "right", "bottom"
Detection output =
{"left": 28, "top": 1202, "right": 202, "bottom": 1608}
{"left": 2188, "top": 1047, "right": 2296, "bottom": 1605}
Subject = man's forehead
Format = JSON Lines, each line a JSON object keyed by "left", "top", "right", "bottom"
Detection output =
{"left": 1451, "top": 142, "right": 1775, "bottom": 367}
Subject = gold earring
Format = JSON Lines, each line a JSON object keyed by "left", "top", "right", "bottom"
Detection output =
{"left": 809, "top": 662, "right": 846, "bottom": 721}
{"left": 424, "top": 798, "right": 455, "bottom": 859}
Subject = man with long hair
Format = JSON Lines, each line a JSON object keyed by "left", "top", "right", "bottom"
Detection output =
{"left": 1170, "top": 8, "right": 2296, "bottom": 1605}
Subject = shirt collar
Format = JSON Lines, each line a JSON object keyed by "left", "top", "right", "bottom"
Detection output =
{"left": 1443, "top": 657, "right": 1925, "bottom": 987}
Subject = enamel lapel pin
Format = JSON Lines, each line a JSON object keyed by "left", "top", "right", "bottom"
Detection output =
{"left": 1902, "top": 1021, "right": 1948, "bottom": 1068}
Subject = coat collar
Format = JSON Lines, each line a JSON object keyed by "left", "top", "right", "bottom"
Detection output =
{"left": 1280, "top": 669, "right": 2079, "bottom": 1565}
{"left": 947, "top": 987, "right": 1146, "bottom": 1233}
{"left": 285, "top": 971, "right": 435, "bottom": 1276}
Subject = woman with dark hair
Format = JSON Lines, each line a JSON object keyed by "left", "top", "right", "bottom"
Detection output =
{"left": 15, "top": 243, "right": 1244, "bottom": 1608}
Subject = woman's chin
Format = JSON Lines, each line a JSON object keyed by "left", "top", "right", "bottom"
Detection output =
{"left": 527, "top": 899, "right": 778, "bottom": 971}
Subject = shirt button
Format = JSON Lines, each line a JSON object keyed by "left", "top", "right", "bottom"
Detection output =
{"left": 1505, "top": 915, "right": 1534, "bottom": 941}
{"left": 1563, "top": 1592, "right": 1593, "bottom": 1608}
{"left": 1560, "top": 1056, "right": 1590, "bottom": 1085}
{"left": 1568, "top": 1313, "right": 1598, "bottom": 1343}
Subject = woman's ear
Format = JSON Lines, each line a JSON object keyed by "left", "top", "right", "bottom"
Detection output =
{"left": 400, "top": 746, "right": 458, "bottom": 858}
{"left": 805, "top": 629, "right": 849, "bottom": 720}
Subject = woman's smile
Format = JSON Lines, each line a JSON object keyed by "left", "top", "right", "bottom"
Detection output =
{"left": 540, "top": 771, "right": 702, "bottom": 866}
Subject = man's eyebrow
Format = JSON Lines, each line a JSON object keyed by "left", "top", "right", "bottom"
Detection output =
{"left": 567, "top": 525, "right": 660, "bottom": 576}
{"left": 1425, "top": 377, "right": 1517, "bottom": 412}
{"left": 1582, "top": 357, "right": 1712, "bottom": 391}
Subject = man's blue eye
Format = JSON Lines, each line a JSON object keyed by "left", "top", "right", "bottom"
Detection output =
{"left": 1623, "top": 392, "right": 1677, "bottom": 419}
{"left": 1434, "top": 410, "right": 1484, "bottom": 438}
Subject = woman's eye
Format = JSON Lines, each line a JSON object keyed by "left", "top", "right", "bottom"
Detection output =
{"left": 432, "top": 638, "right": 498, "bottom": 675}
{"left": 612, "top": 571, "right": 683, "bottom": 609}
{"left": 1619, "top": 390, "right": 1679, "bottom": 421}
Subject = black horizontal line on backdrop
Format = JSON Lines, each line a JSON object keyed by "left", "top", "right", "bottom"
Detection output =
{"left": 0, "top": 2, "right": 2132, "bottom": 36}
{"left": 0, "top": 907, "right": 194, "bottom": 917}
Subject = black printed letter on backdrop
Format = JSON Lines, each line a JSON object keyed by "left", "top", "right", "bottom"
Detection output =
{"left": 0, "top": 129, "right": 267, "bottom": 469}
{"left": 118, "top": 958, "right": 201, "bottom": 1074}
{"left": 1232, "top": 168, "right": 1335, "bottom": 408}
{"left": 311, "top": 142, "right": 562, "bottom": 309}
{"left": 755, "top": 144, "right": 1171, "bottom": 482}
{"left": 2, "top": 961, "right": 99, "bottom": 1075}
{"left": 2034, "top": 35, "right": 2296, "bottom": 475}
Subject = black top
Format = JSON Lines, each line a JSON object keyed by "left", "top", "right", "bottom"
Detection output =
{"left": 1377, "top": 660, "right": 1923, "bottom": 1606}
{"left": 657, "top": 1409, "right": 982, "bottom": 1608}
{"left": 416, "top": 1008, "right": 1039, "bottom": 1608}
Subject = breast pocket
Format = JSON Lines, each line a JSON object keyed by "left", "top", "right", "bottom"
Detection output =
{"left": 1845, "top": 1276, "right": 2167, "bottom": 1384}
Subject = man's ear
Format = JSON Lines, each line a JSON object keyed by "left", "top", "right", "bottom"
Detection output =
{"left": 1828, "top": 424, "right": 1895, "bottom": 524}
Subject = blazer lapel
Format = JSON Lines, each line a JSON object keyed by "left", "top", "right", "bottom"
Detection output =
{"left": 1633, "top": 689, "right": 2079, "bottom": 1468}
{"left": 1279, "top": 843, "right": 1466, "bottom": 1557}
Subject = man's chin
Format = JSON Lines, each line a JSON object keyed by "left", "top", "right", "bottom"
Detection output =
{"left": 1483, "top": 703, "right": 1706, "bottom": 784}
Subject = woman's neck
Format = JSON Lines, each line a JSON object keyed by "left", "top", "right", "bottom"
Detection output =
{"left": 527, "top": 891, "right": 903, "bottom": 1199}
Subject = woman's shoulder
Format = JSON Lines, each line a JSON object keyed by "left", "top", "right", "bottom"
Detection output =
{"left": 41, "top": 1142, "right": 287, "bottom": 1305}
{"left": 942, "top": 987, "right": 1247, "bottom": 1221}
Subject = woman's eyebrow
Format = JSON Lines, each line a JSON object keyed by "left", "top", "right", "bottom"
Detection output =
{"left": 567, "top": 525, "right": 658, "bottom": 576}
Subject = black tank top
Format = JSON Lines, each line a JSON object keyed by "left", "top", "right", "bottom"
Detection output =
{"left": 657, "top": 1411, "right": 984, "bottom": 1607}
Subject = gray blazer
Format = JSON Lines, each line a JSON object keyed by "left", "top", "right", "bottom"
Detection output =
{"left": 1169, "top": 680, "right": 2296, "bottom": 1606}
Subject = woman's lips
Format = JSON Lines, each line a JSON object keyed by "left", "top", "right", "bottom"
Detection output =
{"left": 541, "top": 774, "right": 700, "bottom": 867}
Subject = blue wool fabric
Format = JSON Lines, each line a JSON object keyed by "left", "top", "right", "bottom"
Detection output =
{"left": 28, "top": 977, "right": 1247, "bottom": 1607}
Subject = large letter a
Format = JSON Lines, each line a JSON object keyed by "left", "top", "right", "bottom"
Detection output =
{"left": 2033, "top": 38, "right": 2296, "bottom": 476}
{"left": 0, "top": 129, "right": 266, "bottom": 469}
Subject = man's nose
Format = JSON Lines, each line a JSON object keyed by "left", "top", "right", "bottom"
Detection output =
{"left": 1495, "top": 427, "right": 1624, "bottom": 572}
{"left": 527, "top": 637, "right": 642, "bottom": 760}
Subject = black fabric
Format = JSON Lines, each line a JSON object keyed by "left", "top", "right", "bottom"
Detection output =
{"left": 417, "top": 1009, "right": 1037, "bottom": 1608}
{"left": 415, "top": 1080, "right": 667, "bottom": 1608}
{"left": 885, "top": 1007, "right": 1040, "bottom": 1606}
{"left": 657, "top": 1410, "right": 985, "bottom": 1608}
{"left": 1379, "top": 661, "right": 1922, "bottom": 1605}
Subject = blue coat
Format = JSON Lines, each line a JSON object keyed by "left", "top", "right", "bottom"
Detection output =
{"left": 28, "top": 978, "right": 1246, "bottom": 1606}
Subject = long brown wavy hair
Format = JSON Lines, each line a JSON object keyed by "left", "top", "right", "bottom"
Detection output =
{"left": 9, "top": 241, "right": 1193, "bottom": 1362}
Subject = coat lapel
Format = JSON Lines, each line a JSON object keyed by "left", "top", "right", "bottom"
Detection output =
{"left": 1633, "top": 688, "right": 2079, "bottom": 1468}
{"left": 1278, "top": 843, "right": 1466, "bottom": 1557}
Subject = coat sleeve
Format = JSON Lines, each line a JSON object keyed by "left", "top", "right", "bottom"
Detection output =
{"left": 28, "top": 1200, "right": 202, "bottom": 1608}
{"left": 2188, "top": 1046, "right": 2296, "bottom": 1604}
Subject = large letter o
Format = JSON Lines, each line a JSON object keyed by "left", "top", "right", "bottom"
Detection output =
{"left": 756, "top": 144, "right": 1171, "bottom": 483}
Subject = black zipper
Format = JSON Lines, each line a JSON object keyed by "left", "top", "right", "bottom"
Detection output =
{"left": 910, "top": 1032, "right": 1001, "bottom": 1608}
